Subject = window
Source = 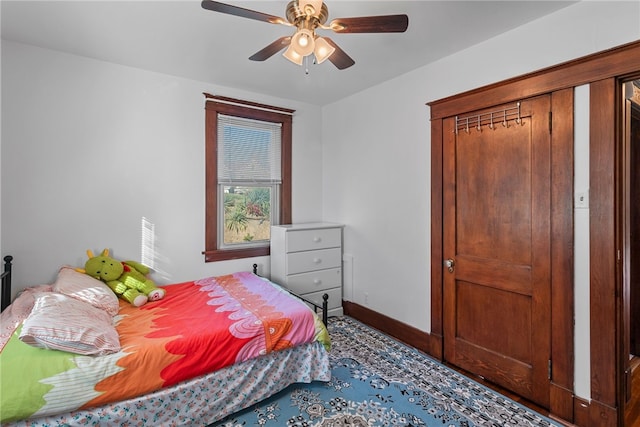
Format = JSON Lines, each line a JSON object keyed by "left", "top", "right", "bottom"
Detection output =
{"left": 204, "top": 95, "right": 293, "bottom": 262}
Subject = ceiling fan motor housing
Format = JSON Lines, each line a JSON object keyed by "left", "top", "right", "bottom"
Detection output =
{"left": 286, "top": 0, "right": 329, "bottom": 28}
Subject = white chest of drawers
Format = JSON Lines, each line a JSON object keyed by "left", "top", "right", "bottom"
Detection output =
{"left": 270, "top": 223, "right": 344, "bottom": 317}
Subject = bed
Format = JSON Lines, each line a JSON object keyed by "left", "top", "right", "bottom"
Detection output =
{"left": 0, "top": 257, "right": 332, "bottom": 426}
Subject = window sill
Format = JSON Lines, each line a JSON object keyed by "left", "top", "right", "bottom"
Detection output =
{"left": 203, "top": 246, "right": 270, "bottom": 262}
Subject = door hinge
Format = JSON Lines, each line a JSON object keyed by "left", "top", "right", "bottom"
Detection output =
{"left": 549, "top": 111, "right": 553, "bottom": 133}
{"left": 548, "top": 359, "right": 552, "bottom": 380}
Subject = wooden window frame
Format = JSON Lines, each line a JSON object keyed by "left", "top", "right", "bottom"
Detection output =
{"left": 203, "top": 95, "right": 293, "bottom": 262}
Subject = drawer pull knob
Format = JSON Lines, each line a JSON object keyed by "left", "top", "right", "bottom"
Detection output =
{"left": 313, "top": 237, "right": 322, "bottom": 243}
{"left": 313, "top": 258, "right": 322, "bottom": 264}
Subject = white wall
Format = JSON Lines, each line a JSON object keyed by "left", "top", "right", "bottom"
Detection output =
{"left": 1, "top": 40, "right": 324, "bottom": 294}
{"left": 574, "top": 84, "right": 591, "bottom": 400}
{"left": 322, "top": 0, "right": 640, "bottom": 398}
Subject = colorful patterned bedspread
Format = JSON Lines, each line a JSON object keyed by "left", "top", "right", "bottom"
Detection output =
{"left": 0, "top": 272, "right": 330, "bottom": 423}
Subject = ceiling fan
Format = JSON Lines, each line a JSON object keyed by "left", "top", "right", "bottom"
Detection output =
{"left": 201, "top": 0, "right": 409, "bottom": 70}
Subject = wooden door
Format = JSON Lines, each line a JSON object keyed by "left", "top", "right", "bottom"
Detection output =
{"left": 443, "top": 96, "right": 551, "bottom": 407}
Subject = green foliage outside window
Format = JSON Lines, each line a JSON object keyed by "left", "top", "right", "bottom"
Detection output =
{"left": 223, "top": 187, "right": 271, "bottom": 244}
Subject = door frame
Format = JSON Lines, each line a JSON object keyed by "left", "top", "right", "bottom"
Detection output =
{"left": 620, "top": 78, "right": 640, "bottom": 405}
{"left": 428, "top": 40, "right": 640, "bottom": 427}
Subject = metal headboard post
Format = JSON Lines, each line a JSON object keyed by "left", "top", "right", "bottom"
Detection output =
{"left": 1, "top": 255, "right": 14, "bottom": 312}
{"left": 253, "top": 263, "right": 328, "bottom": 325}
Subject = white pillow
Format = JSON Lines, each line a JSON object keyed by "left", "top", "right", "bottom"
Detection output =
{"left": 53, "top": 266, "right": 119, "bottom": 316}
{"left": 19, "top": 292, "right": 121, "bottom": 356}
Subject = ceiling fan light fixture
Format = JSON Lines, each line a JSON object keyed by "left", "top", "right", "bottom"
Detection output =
{"left": 291, "top": 28, "right": 315, "bottom": 56}
{"left": 313, "top": 36, "right": 335, "bottom": 64}
{"left": 283, "top": 44, "right": 304, "bottom": 65}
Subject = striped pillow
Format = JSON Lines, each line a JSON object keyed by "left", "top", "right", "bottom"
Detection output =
{"left": 53, "top": 266, "right": 119, "bottom": 316}
{"left": 19, "top": 292, "right": 121, "bottom": 355}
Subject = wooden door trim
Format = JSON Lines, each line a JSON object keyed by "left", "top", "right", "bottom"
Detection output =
{"left": 549, "top": 88, "right": 575, "bottom": 422}
{"left": 429, "top": 39, "right": 640, "bottom": 426}
{"left": 430, "top": 117, "right": 444, "bottom": 361}
{"left": 429, "top": 40, "right": 640, "bottom": 120}
{"left": 589, "top": 79, "right": 618, "bottom": 423}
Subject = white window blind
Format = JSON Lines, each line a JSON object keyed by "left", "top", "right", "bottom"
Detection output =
{"left": 217, "top": 114, "right": 282, "bottom": 184}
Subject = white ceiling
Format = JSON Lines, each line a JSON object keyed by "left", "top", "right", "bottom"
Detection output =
{"left": 1, "top": 0, "right": 577, "bottom": 106}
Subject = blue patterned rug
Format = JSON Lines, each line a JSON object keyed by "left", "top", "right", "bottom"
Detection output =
{"left": 212, "top": 316, "right": 561, "bottom": 426}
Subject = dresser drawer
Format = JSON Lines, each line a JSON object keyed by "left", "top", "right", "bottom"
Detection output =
{"left": 285, "top": 268, "right": 342, "bottom": 295}
{"left": 300, "top": 287, "right": 342, "bottom": 311}
{"left": 286, "top": 248, "right": 341, "bottom": 275}
{"left": 286, "top": 228, "right": 341, "bottom": 252}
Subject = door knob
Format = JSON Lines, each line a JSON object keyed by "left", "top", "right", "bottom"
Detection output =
{"left": 444, "top": 258, "right": 455, "bottom": 273}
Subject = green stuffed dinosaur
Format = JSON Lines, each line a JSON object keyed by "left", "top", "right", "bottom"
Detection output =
{"left": 79, "top": 248, "right": 165, "bottom": 307}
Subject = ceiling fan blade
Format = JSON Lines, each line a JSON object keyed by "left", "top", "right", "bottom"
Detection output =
{"left": 328, "top": 14, "right": 408, "bottom": 33}
{"left": 201, "top": 0, "right": 288, "bottom": 26}
{"left": 249, "top": 37, "right": 292, "bottom": 61}
{"left": 323, "top": 38, "right": 355, "bottom": 70}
